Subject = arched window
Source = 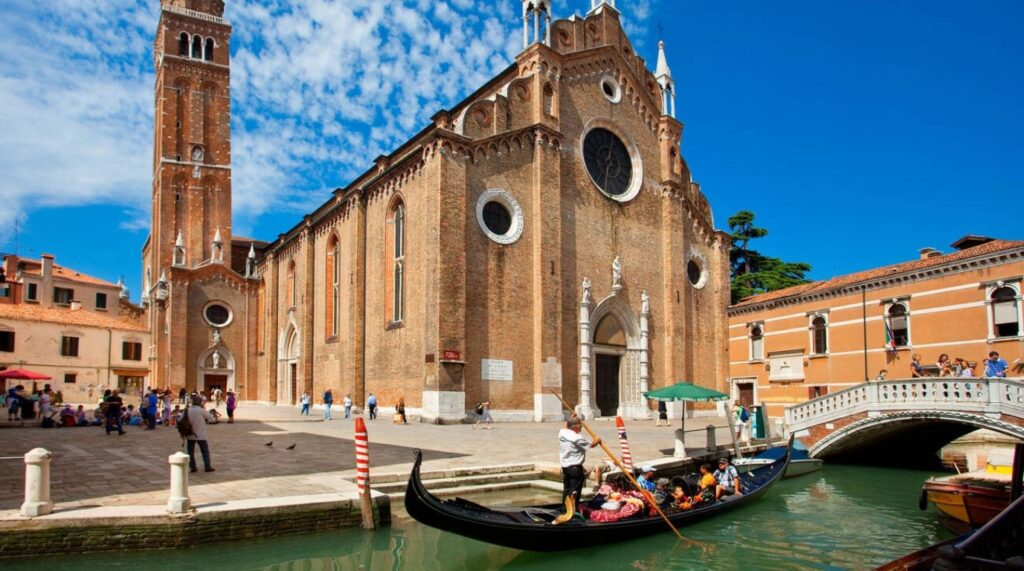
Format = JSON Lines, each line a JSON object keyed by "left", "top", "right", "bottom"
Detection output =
{"left": 749, "top": 324, "right": 764, "bottom": 361}
{"left": 286, "top": 260, "right": 296, "bottom": 308}
{"left": 191, "top": 36, "right": 202, "bottom": 59}
{"left": 886, "top": 303, "right": 910, "bottom": 348}
{"left": 385, "top": 199, "right": 405, "bottom": 324}
{"left": 810, "top": 315, "right": 828, "bottom": 355}
{"left": 204, "top": 38, "right": 214, "bottom": 61}
{"left": 991, "top": 286, "right": 1020, "bottom": 338}
{"left": 326, "top": 235, "right": 340, "bottom": 338}
{"left": 178, "top": 33, "right": 189, "bottom": 56}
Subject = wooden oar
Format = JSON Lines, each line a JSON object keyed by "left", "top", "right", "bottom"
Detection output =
{"left": 549, "top": 391, "right": 688, "bottom": 543}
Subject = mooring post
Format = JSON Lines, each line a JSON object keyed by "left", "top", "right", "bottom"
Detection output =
{"left": 706, "top": 424, "right": 717, "bottom": 451}
{"left": 167, "top": 451, "right": 191, "bottom": 513}
{"left": 21, "top": 447, "right": 54, "bottom": 517}
{"left": 355, "top": 417, "right": 375, "bottom": 529}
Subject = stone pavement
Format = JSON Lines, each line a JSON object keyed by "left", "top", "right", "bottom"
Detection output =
{"left": 0, "top": 403, "right": 740, "bottom": 512}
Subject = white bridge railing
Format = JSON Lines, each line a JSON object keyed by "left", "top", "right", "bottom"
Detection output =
{"left": 786, "top": 376, "right": 1024, "bottom": 433}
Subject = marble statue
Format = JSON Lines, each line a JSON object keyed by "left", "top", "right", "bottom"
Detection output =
{"left": 641, "top": 289, "right": 649, "bottom": 314}
{"left": 582, "top": 277, "right": 592, "bottom": 303}
{"left": 612, "top": 256, "right": 622, "bottom": 289}
{"left": 212, "top": 352, "right": 221, "bottom": 369}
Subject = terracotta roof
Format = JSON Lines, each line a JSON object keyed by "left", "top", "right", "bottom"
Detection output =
{"left": 0, "top": 303, "right": 146, "bottom": 332}
{"left": 731, "top": 239, "right": 1024, "bottom": 309}
{"left": 15, "top": 257, "right": 118, "bottom": 288}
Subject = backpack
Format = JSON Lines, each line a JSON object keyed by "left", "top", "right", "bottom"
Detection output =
{"left": 739, "top": 407, "right": 750, "bottom": 422}
{"left": 474, "top": 403, "right": 485, "bottom": 415}
{"left": 176, "top": 409, "right": 194, "bottom": 439}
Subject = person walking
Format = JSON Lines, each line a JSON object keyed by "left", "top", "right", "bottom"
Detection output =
{"left": 104, "top": 389, "right": 125, "bottom": 435}
{"left": 225, "top": 390, "right": 236, "bottom": 423}
{"left": 323, "top": 389, "right": 334, "bottom": 420}
{"left": 396, "top": 397, "right": 408, "bottom": 424}
{"left": 178, "top": 387, "right": 187, "bottom": 405}
{"left": 733, "top": 400, "right": 749, "bottom": 442}
{"left": 184, "top": 397, "right": 215, "bottom": 473}
{"left": 213, "top": 387, "right": 223, "bottom": 408}
{"left": 367, "top": 393, "right": 378, "bottom": 420}
{"left": 144, "top": 389, "right": 159, "bottom": 430}
{"left": 6, "top": 384, "right": 24, "bottom": 421}
{"left": 656, "top": 400, "right": 668, "bottom": 427}
{"left": 473, "top": 401, "right": 493, "bottom": 430}
{"left": 343, "top": 394, "right": 352, "bottom": 419}
{"left": 300, "top": 392, "right": 311, "bottom": 416}
{"left": 555, "top": 416, "right": 600, "bottom": 523}
{"left": 162, "top": 391, "right": 173, "bottom": 427}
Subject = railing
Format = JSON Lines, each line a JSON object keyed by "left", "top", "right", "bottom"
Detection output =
{"left": 786, "top": 376, "right": 1024, "bottom": 431}
{"left": 164, "top": 5, "right": 224, "bottom": 25}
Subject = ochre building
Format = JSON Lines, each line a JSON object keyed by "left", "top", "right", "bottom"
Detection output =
{"left": 143, "top": 0, "right": 731, "bottom": 422}
{"left": 728, "top": 236, "right": 1024, "bottom": 419}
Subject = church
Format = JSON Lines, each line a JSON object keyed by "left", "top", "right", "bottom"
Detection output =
{"left": 143, "top": 0, "right": 732, "bottom": 423}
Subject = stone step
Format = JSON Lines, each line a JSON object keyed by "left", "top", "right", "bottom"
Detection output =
{"left": 357, "top": 462, "right": 536, "bottom": 485}
{"left": 372, "top": 470, "right": 543, "bottom": 494}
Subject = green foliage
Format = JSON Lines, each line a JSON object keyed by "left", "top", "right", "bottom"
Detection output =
{"left": 727, "top": 211, "right": 812, "bottom": 303}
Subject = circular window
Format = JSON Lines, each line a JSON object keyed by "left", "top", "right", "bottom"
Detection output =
{"left": 475, "top": 189, "right": 523, "bottom": 245}
{"left": 599, "top": 75, "right": 621, "bottom": 103}
{"left": 204, "top": 303, "right": 232, "bottom": 326}
{"left": 687, "top": 258, "right": 707, "bottom": 289}
{"left": 583, "top": 127, "right": 637, "bottom": 199}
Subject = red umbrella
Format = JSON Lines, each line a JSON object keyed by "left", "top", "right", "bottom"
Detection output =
{"left": 0, "top": 369, "right": 52, "bottom": 380}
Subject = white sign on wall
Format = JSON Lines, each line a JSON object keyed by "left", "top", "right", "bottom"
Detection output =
{"left": 768, "top": 351, "right": 805, "bottom": 382}
{"left": 481, "top": 359, "right": 513, "bottom": 381}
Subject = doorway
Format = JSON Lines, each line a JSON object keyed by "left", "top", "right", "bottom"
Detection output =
{"left": 290, "top": 363, "right": 298, "bottom": 405}
{"left": 737, "top": 382, "right": 755, "bottom": 408}
{"left": 595, "top": 354, "right": 620, "bottom": 416}
{"left": 204, "top": 374, "right": 228, "bottom": 394}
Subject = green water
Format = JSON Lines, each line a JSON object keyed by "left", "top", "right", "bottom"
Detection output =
{"left": 6, "top": 465, "right": 953, "bottom": 570}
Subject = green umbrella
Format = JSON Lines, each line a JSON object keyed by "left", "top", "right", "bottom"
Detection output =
{"left": 644, "top": 382, "right": 730, "bottom": 431}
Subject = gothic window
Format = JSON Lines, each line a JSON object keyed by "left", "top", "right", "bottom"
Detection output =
{"left": 326, "top": 235, "right": 340, "bottom": 338}
{"left": 991, "top": 285, "right": 1021, "bottom": 338}
{"left": 810, "top": 315, "right": 828, "bottom": 355}
{"left": 204, "top": 38, "right": 214, "bottom": 61}
{"left": 749, "top": 324, "right": 764, "bottom": 361}
{"left": 178, "top": 33, "right": 189, "bottom": 56}
{"left": 191, "top": 36, "right": 202, "bottom": 59}
{"left": 257, "top": 279, "right": 265, "bottom": 350}
{"left": 287, "top": 260, "right": 296, "bottom": 308}
{"left": 385, "top": 199, "right": 405, "bottom": 324}
{"left": 886, "top": 303, "right": 910, "bottom": 348}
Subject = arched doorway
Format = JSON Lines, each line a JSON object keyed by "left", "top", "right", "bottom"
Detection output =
{"left": 197, "top": 346, "right": 235, "bottom": 394}
{"left": 279, "top": 326, "right": 300, "bottom": 404}
{"left": 593, "top": 314, "right": 626, "bottom": 415}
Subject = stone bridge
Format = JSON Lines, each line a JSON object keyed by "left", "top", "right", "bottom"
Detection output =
{"left": 785, "top": 377, "right": 1024, "bottom": 464}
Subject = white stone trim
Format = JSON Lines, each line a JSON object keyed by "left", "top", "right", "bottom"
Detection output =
{"left": 579, "top": 118, "right": 644, "bottom": 203}
{"left": 599, "top": 74, "right": 622, "bottom": 104}
{"left": 202, "top": 301, "right": 233, "bottom": 327}
{"left": 985, "top": 281, "right": 1022, "bottom": 342}
{"left": 687, "top": 251, "right": 708, "bottom": 289}
{"left": 475, "top": 188, "right": 524, "bottom": 245}
{"left": 748, "top": 321, "right": 765, "bottom": 361}
{"left": 807, "top": 312, "right": 829, "bottom": 356}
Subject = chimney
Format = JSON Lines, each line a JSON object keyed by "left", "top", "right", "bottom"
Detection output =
{"left": 41, "top": 254, "right": 55, "bottom": 279}
{"left": 919, "top": 247, "right": 941, "bottom": 260}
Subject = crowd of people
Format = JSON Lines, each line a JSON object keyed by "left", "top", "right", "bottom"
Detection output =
{"left": 297, "top": 389, "right": 417, "bottom": 425}
{"left": 875, "top": 350, "right": 1018, "bottom": 381}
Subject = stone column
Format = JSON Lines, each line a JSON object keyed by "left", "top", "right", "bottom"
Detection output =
{"left": 638, "top": 296, "right": 651, "bottom": 417}
{"left": 167, "top": 452, "right": 191, "bottom": 513}
{"left": 21, "top": 448, "right": 53, "bottom": 517}
{"left": 578, "top": 293, "right": 595, "bottom": 419}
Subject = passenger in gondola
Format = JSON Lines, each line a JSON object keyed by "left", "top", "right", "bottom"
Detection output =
{"left": 714, "top": 457, "right": 742, "bottom": 500}
{"left": 671, "top": 484, "right": 693, "bottom": 510}
{"left": 694, "top": 463, "right": 717, "bottom": 504}
{"left": 636, "top": 465, "right": 657, "bottom": 492}
{"left": 653, "top": 477, "right": 672, "bottom": 507}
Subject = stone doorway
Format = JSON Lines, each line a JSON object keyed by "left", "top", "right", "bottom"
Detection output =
{"left": 595, "top": 354, "right": 621, "bottom": 415}
{"left": 204, "top": 374, "right": 228, "bottom": 394}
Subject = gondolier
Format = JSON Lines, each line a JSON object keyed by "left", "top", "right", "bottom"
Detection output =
{"left": 558, "top": 417, "right": 601, "bottom": 515}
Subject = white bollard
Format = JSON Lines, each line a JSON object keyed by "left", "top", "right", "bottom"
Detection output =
{"left": 21, "top": 447, "right": 54, "bottom": 517}
{"left": 167, "top": 452, "right": 191, "bottom": 513}
{"left": 673, "top": 429, "right": 687, "bottom": 458}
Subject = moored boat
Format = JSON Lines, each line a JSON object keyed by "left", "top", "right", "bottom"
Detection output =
{"left": 920, "top": 449, "right": 1014, "bottom": 529}
{"left": 734, "top": 444, "right": 823, "bottom": 478}
{"left": 404, "top": 438, "right": 793, "bottom": 552}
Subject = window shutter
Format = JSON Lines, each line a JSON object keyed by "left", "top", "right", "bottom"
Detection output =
{"left": 994, "top": 301, "right": 1017, "bottom": 324}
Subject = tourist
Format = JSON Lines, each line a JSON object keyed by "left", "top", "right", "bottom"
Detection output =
{"left": 695, "top": 463, "right": 717, "bottom": 504}
{"left": 875, "top": 369, "right": 888, "bottom": 381}
{"left": 54, "top": 390, "right": 64, "bottom": 406}
{"left": 144, "top": 389, "right": 159, "bottom": 430}
{"left": 984, "top": 351, "right": 1009, "bottom": 378}
{"left": 654, "top": 478, "right": 672, "bottom": 506}
{"left": 733, "top": 400, "right": 749, "bottom": 441}
{"left": 367, "top": 393, "right": 378, "bottom": 420}
{"left": 323, "top": 389, "right": 333, "bottom": 420}
{"left": 343, "top": 393, "right": 352, "bottom": 419}
{"left": 910, "top": 354, "right": 924, "bottom": 377}
{"left": 299, "top": 392, "right": 311, "bottom": 416}
{"left": 714, "top": 457, "right": 742, "bottom": 500}
{"left": 636, "top": 465, "right": 657, "bottom": 492}
{"left": 7, "top": 384, "right": 24, "bottom": 421}
{"left": 225, "top": 390, "right": 236, "bottom": 423}
{"left": 937, "top": 354, "right": 953, "bottom": 377}
{"left": 75, "top": 405, "right": 88, "bottom": 426}
{"left": 396, "top": 397, "right": 408, "bottom": 424}
{"left": 169, "top": 405, "right": 181, "bottom": 426}
{"left": 473, "top": 400, "right": 493, "bottom": 430}
{"left": 557, "top": 416, "right": 601, "bottom": 515}
{"left": 213, "top": 387, "right": 223, "bottom": 408}
{"left": 184, "top": 396, "right": 215, "bottom": 473}
{"left": 960, "top": 361, "right": 975, "bottom": 378}
{"left": 104, "top": 389, "right": 124, "bottom": 435}
{"left": 39, "top": 387, "right": 56, "bottom": 422}
{"left": 178, "top": 387, "right": 187, "bottom": 405}
{"left": 656, "top": 400, "right": 668, "bottom": 427}
{"left": 162, "top": 391, "right": 173, "bottom": 426}
{"left": 124, "top": 404, "right": 141, "bottom": 425}
{"left": 59, "top": 404, "right": 76, "bottom": 426}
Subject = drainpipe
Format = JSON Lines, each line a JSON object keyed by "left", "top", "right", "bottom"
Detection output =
{"left": 107, "top": 328, "right": 113, "bottom": 390}
{"left": 861, "top": 287, "right": 868, "bottom": 382}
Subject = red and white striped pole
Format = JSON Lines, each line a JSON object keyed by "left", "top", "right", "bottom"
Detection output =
{"left": 354, "top": 417, "right": 375, "bottom": 529}
{"left": 616, "top": 416, "right": 633, "bottom": 472}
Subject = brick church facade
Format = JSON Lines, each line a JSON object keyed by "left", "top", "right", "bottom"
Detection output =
{"left": 143, "top": 0, "right": 732, "bottom": 422}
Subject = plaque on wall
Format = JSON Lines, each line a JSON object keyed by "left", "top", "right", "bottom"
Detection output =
{"left": 481, "top": 359, "right": 513, "bottom": 381}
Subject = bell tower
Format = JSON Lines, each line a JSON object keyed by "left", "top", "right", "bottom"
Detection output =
{"left": 147, "top": 0, "right": 232, "bottom": 276}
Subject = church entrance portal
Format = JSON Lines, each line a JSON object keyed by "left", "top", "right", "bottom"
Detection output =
{"left": 204, "top": 374, "right": 228, "bottom": 394}
{"left": 595, "top": 354, "right": 620, "bottom": 415}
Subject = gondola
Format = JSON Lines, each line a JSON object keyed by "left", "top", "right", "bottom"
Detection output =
{"left": 404, "top": 437, "right": 793, "bottom": 552}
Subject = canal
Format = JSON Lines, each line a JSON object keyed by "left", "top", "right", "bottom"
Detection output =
{"left": 6, "top": 464, "right": 954, "bottom": 570}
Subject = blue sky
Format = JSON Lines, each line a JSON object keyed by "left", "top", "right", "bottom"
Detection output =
{"left": 0, "top": 0, "right": 1020, "bottom": 299}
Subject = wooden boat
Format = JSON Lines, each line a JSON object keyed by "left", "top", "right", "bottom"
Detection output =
{"left": 404, "top": 438, "right": 792, "bottom": 552}
{"left": 734, "top": 445, "right": 823, "bottom": 478}
{"left": 920, "top": 449, "right": 1014, "bottom": 528}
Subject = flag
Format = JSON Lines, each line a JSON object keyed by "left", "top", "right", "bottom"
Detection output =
{"left": 615, "top": 416, "right": 632, "bottom": 471}
{"left": 884, "top": 318, "right": 896, "bottom": 352}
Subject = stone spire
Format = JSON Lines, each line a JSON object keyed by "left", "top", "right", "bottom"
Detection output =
{"left": 589, "top": 0, "right": 617, "bottom": 14}
{"left": 655, "top": 40, "right": 676, "bottom": 118}
{"left": 211, "top": 228, "right": 224, "bottom": 263}
{"left": 173, "top": 230, "right": 186, "bottom": 267}
{"left": 522, "top": 1, "right": 552, "bottom": 49}
{"left": 245, "top": 242, "right": 257, "bottom": 278}
{"left": 117, "top": 276, "right": 130, "bottom": 300}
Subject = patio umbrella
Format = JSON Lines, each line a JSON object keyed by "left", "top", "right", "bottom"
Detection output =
{"left": 0, "top": 369, "right": 52, "bottom": 380}
{"left": 643, "top": 382, "right": 729, "bottom": 431}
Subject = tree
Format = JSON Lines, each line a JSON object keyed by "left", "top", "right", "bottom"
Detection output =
{"left": 727, "top": 210, "right": 812, "bottom": 303}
